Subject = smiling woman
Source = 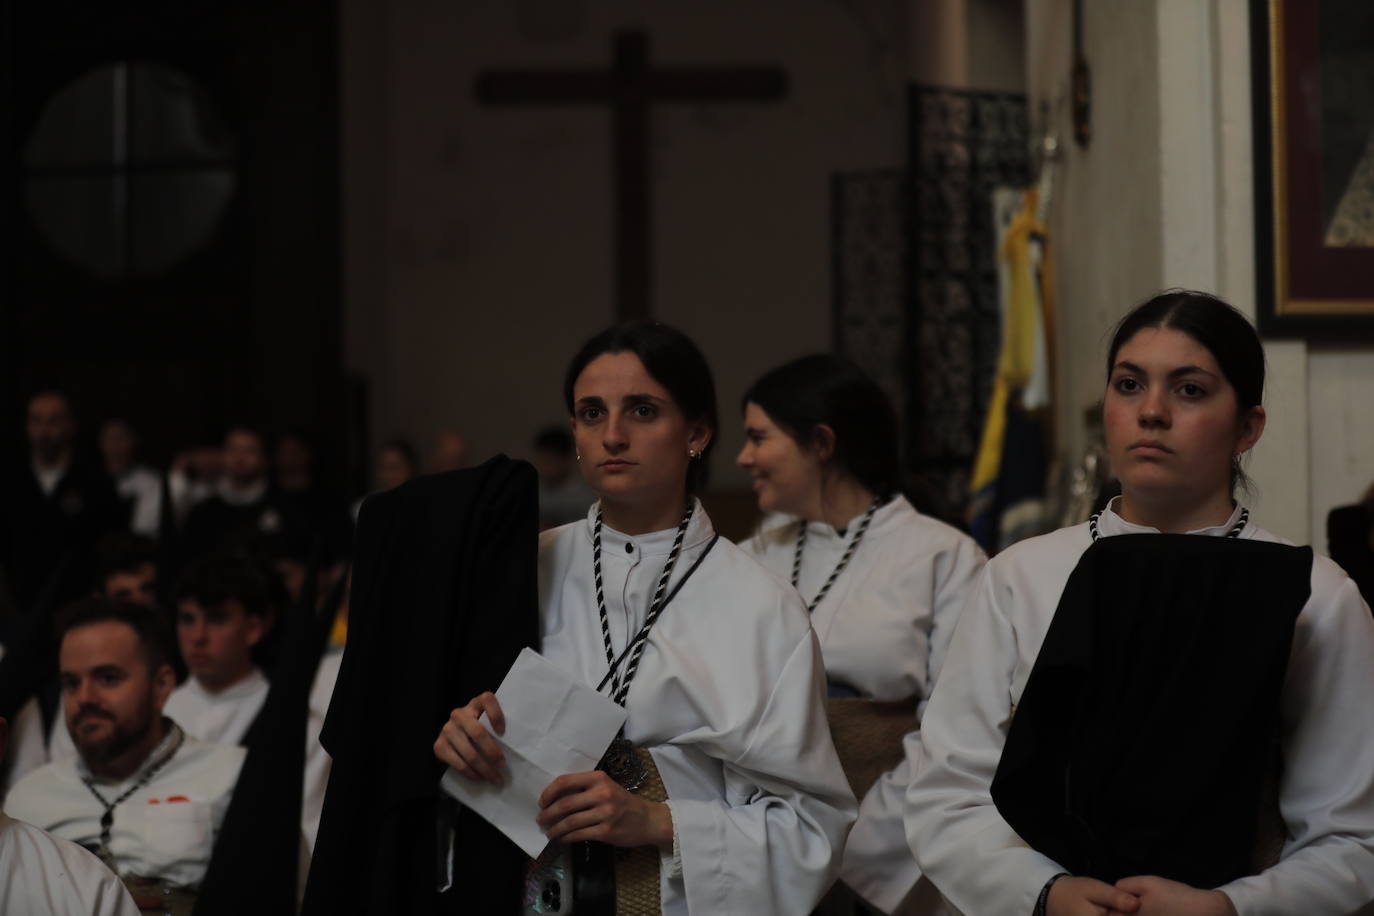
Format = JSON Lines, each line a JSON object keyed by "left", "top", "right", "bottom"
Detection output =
{"left": 906, "top": 290, "right": 1374, "bottom": 916}
{"left": 735, "top": 354, "right": 985, "bottom": 913}
{"left": 434, "top": 321, "right": 856, "bottom": 915}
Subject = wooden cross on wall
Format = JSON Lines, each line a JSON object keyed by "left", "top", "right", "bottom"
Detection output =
{"left": 475, "top": 30, "right": 788, "bottom": 321}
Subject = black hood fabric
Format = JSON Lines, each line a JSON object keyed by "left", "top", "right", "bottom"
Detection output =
{"left": 301, "top": 456, "right": 540, "bottom": 916}
{"left": 991, "top": 534, "right": 1311, "bottom": 888}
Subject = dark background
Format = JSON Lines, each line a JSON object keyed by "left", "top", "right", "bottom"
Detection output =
{"left": 2, "top": 1, "right": 350, "bottom": 488}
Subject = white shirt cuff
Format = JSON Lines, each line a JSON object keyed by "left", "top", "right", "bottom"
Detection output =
{"left": 661, "top": 800, "right": 683, "bottom": 880}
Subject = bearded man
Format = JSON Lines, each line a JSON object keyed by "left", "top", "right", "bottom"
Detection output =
{"left": 4, "top": 599, "right": 243, "bottom": 895}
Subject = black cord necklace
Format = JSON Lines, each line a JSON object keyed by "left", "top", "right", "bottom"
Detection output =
{"left": 592, "top": 502, "right": 694, "bottom": 706}
{"left": 79, "top": 721, "right": 185, "bottom": 867}
{"left": 591, "top": 501, "right": 707, "bottom": 791}
{"left": 791, "top": 497, "right": 882, "bottom": 612}
{"left": 1089, "top": 506, "right": 1249, "bottom": 542}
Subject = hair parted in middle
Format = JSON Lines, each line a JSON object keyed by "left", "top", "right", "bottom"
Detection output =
{"left": 563, "top": 320, "right": 719, "bottom": 493}
{"left": 1107, "top": 289, "right": 1266, "bottom": 494}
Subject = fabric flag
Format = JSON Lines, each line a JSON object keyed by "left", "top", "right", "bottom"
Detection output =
{"left": 968, "top": 187, "right": 1053, "bottom": 552}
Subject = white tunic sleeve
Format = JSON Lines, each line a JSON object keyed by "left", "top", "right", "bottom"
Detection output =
{"left": 1217, "top": 565, "right": 1374, "bottom": 915}
{"left": 666, "top": 631, "right": 857, "bottom": 915}
{"left": 843, "top": 524, "right": 985, "bottom": 913}
{"left": 904, "top": 564, "right": 1064, "bottom": 915}
{"left": 0, "top": 814, "right": 142, "bottom": 916}
{"left": 919, "top": 530, "right": 986, "bottom": 720}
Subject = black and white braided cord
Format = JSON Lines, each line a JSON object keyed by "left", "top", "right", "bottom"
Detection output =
{"left": 1089, "top": 506, "right": 1249, "bottom": 542}
{"left": 791, "top": 497, "right": 881, "bottom": 612}
{"left": 592, "top": 501, "right": 695, "bottom": 705}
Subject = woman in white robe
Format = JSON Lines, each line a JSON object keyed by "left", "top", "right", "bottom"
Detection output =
{"left": 906, "top": 290, "right": 1374, "bottom": 916}
{"left": 435, "top": 321, "right": 857, "bottom": 915}
{"left": 736, "top": 354, "right": 985, "bottom": 914}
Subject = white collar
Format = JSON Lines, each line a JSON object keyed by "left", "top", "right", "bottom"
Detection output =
{"left": 31, "top": 460, "right": 69, "bottom": 496}
{"left": 186, "top": 666, "right": 267, "bottom": 701}
{"left": 799, "top": 494, "right": 905, "bottom": 544}
{"left": 217, "top": 478, "right": 268, "bottom": 506}
{"left": 582, "top": 498, "right": 716, "bottom": 558}
{"left": 1095, "top": 496, "right": 1250, "bottom": 538}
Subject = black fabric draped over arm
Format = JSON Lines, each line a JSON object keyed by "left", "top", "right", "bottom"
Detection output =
{"left": 301, "top": 456, "right": 540, "bottom": 916}
{"left": 991, "top": 535, "right": 1312, "bottom": 888}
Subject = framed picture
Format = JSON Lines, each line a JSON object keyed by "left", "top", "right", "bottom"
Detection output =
{"left": 1251, "top": 0, "right": 1374, "bottom": 338}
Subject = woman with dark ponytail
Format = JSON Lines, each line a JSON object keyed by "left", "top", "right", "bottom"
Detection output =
{"left": 907, "top": 291, "right": 1374, "bottom": 916}
{"left": 737, "top": 354, "right": 985, "bottom": 914}
{"left": 436, "top": 323, "right": 856, "bottom": 915}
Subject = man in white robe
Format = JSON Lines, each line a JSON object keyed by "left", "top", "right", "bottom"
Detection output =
{"left": 0, "top": 715, "right": 141, "bottom": 916}
{"left": 4, "top": 599, "right": 244, "bottom": 891}
{"left": 4, "top": 539, "right": 166, "bottom": 790}
{"left": 99, "top": 419, "right": 163, "bottom": 539}
{"left": 163, "top": 553, "right": 271, "bottom": 746}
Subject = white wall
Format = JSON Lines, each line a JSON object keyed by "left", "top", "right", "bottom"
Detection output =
{"left": 1025, "top": 0, "right": 1374, "bottom": 548}
{"left": 1025, "top": 0, "right": 1163, "bottom": 474}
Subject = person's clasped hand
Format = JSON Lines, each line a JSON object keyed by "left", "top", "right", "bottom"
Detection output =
{"left": 1046, "top": 874, "right": 1237, "bottom": 916}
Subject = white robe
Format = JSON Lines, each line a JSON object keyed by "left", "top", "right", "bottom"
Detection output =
{"left": 49, "top": 707, "right": 76, "bottom": 764}
{"left": 163, "top": 668, "right": 270, "bottom": 747}
{"left": 3, "top": 727, "right": 245, "bottom": 889}
{"left": 1, "top": 698, "right": 52, "bottom": 797}
{"left": 538, "top": 502, "right": 857, "bottom": 915}
{"left": 906, "top": 500, "right": 1374, "bottom": 916}
{"left": 743, "top": 496, "right": 985, "bottom": 913}
{"left": 0, "top": 812, "right": 141, "bottom": 916}
{"left": 113, "top": 466, "right": 163, "bottom": 538}
{"left": 301, "top": 647, "right": 342, "bottom": 856}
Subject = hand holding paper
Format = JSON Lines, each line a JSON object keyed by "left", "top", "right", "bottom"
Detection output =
{"left": 435, "top": 690, "right": 509, "bottom": 783}
{"left": 438, "top": 647, "right": 628, "bottom": 858}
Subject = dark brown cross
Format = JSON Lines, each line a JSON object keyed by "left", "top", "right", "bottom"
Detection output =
{"left": 475, "top": 30, "right": 788, "bottom": 321}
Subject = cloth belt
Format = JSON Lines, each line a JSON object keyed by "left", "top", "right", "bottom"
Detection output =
{"left": 123, "top": 876, "right": 197, "bottom": 915}
{"left": 825, "top": 697, "right": 916, "bottom": 799}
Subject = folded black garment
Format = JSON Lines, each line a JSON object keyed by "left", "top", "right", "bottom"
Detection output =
{"left": 991, "top": 534, "right": 1311, "bottom": 888}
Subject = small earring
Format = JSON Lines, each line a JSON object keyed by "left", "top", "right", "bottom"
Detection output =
{"left": 688, "top": 448, "right": 701, "bottom": 459}
{"left": 575, "top": 451, "right": 581, "bottom": 462}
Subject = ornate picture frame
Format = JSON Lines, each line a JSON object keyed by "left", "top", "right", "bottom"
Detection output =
{"left": 1251, "top": 0, "right": 1374, "bottom": 338}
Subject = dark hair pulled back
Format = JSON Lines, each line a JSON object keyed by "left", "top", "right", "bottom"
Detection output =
{"left": 741, "top": 354, "right": 901, "bottom": 497}
{"left": 1107, "top": 289, "right": 1266, "bottom": 493}
{"left": 563, "top": 321, "right": 719, "bottom": 493}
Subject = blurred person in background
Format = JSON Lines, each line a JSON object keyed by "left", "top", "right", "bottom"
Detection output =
{"left": 168, "top": 444, "right": 224, "bottom": 529}
{"left": 430, "top": 427, "right": 468, "bottom": 473}
{"left": 5, "top": 599, "right": 243, "bottom": 903}
{"left": 351, "top": 438, "right": 418, "bottom": 522}
{"left": 1, "top": 391, "right": 123, "bottom": 615}
{"left": 166, "top": 552, "right": 274, "bottom": 747}
{"left": 99, "top": 418, "right": 163, "bottom": 539}
{"left": 530, "top": 425, "right": 595, "bottom": 530}
{"left": 1328, "top": 480, "right": 1374, "bottom": 612}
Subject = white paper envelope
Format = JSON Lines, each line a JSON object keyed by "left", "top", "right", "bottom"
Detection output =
{"left": 439, "top": 647, "right": 628, "bottom": 858}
